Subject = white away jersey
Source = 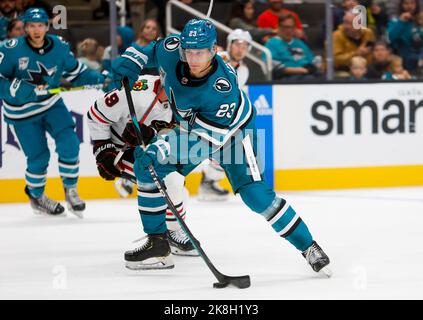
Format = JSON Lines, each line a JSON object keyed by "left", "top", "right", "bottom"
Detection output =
{"left": 87, "top": 75, "right": 172, "bottom": 146}
{"left": 217, "top": 51, "right": 249, "bottom": 89}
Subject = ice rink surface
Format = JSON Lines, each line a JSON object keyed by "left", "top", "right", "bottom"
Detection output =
{"left": 1, "top": 187, "right": 423, "bottom": 300}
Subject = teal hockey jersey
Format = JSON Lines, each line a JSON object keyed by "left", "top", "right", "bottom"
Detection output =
{"left": 121, "top": 35, "right": 255, "bottom": 151}
{"left": 0, "top": 34, "right": 103, "bottom": 122}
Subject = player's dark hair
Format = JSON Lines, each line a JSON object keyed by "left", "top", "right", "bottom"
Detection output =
{"left": 7, "top": 18, "right": 22, "bottom": 33}
{"left": 279, "top": 13, "right": 296, "bottom": 26}
{"left": 399, "top": 0, "right": 420, "bottom": 20}
{"left": 228, "top": 0, "right": 255, "bottom": 25}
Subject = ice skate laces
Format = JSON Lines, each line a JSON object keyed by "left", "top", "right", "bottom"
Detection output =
{"left": 169, "top": 229, "right": 190, "bottom": 245}
{"left": 132, "top": 236, "right": 151, "bottom": 252}
{"left": 66, "top": 187, "right": 83, "bottom": 205}
{"left": 303, "top": 242, "right": 322, "bottom": 264}
{"left": 38, "top": 194, "right": 59, "bottom": 212}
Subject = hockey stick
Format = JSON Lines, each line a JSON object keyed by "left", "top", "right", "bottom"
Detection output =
{"left": 35, "top": 83, "right": 106, "bottom": 96}
{"left": 123, "top": 76, "right": 250, "bottom": 289}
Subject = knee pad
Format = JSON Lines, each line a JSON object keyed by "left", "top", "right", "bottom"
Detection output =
{"left": 238, "top": 181, "right": 276, "bottom": 214}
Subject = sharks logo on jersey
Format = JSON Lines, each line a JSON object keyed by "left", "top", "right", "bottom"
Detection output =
{"left": 169, "top": 88, "right": 194, "bottom": 122}
{"left": 26, "top": 61, "right": 57, "bottom": 85}
{"left": 164, "top": 37, "right": 180, "bottom": 51}
{"left": 214, "top": 77, "right": 232, "bottom": 93}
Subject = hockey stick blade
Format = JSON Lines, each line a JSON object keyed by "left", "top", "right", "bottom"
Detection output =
{"left": 213, "top": 275, "right": 251, "bottom": 289}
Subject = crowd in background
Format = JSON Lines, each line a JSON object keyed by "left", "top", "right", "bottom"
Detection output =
{"left": 1, "top": 0, "right": 423, "bottom": 82}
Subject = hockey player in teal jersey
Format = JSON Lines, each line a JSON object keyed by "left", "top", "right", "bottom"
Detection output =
{"left": 112, "top": 19, "right": 331, "bottom": 276}
{"left": 0, "top": 8, "right": 105, "bottom": 217}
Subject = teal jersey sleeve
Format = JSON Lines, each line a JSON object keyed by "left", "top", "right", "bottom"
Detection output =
{"left": 59, "top": 37, "right": 104, "bottom": 86}
{"left": 299, "top": 40, "right": 315, "bottom": 65}
{"left": 0, "top": 42, "right": 18, "bottom": 100}
{"left": 121, "top": 40, "right": 160, "bottom": 70}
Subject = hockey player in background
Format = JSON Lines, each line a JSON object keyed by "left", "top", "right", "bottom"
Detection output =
{"left": 198, "top": 28, "right": 253, "bottom": 201}
{"left": 87, "top": 74, "right": 198, "bottom": 256}
{"left": 0, "top": 8, "right": 105, "bottom": 217}
{"left": 111, "top": 18, "right": 331, "bottom": 276}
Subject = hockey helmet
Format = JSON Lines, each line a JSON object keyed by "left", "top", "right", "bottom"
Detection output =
{"left": 226, "top": 29, "right": 252, "bottom": 52}
{"left": 179, "top": 19, "right": 217, "bottom": 62}
{"left": 23, "top": 8, "right": 49, "bottom": 24}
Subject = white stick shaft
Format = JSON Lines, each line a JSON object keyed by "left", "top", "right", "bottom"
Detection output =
{"left": 206, "top": 0, "right": 214, "bottom": 18}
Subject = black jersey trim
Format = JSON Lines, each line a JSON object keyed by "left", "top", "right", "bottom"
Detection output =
{"left": 25, "top": 34, "right": 54, "bottom": 55}
{"left": 94, "top": 102, "right": 114, "bottom": 123}
{"left": 281, "top": 218, "right": 302, "bottom": 238}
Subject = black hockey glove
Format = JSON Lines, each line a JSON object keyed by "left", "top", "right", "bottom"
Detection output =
{"left": 121, "top": 121, "right": 156, "bottom": 147}
{"left": 93, "top": 140, "right": 122, "bottom": 180}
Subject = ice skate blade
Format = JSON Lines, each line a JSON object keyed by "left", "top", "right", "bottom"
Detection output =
{"left": 319, "top": 266, "right": 332, "bottom": 278}
{"left": 33, "top": 209, "right": 67, "bottom": 217}
{"left": 67, "top": 204, "right": 84, "bottom": 219}
{"left": 197, "top": 194, "right": 229, "bottom": 202}
{"left": 170, "top": 246, "right": 199, "bottom": 257}
{"left": 125, "top": 256, "right": 174, "bottom": 270}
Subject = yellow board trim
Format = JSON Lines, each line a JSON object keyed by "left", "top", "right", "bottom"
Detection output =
{"left": 274, "top": 165, "right": 423, "bottom": 191}
{"left": 1, "top": 165, "right": 423, "bottom": 203}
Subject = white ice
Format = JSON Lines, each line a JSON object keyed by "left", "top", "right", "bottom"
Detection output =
{"left": 1, "top": 187, "right": 423, "bottom": 300}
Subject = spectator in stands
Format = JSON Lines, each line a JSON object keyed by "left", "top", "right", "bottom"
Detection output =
{"left": 349, "top": 55, "right": 368, "bottom": 80}
{"left": 228, "top": 0, "right": 275, "bottom": 44}
{"left": 388, "top": 0, "right": 421, "bottom": 72}
{"left": 77, "top": 38, "right": 103, "bottom": 72}
{"left": 414, "top": 11, "right": 423, "bottom": 71}
{"left": 6, "top": 17, "right": 23, "bottom": 39}
{"left": 128, "top": 0, "right": 146, "bottom": 32}
{"left": 333, "top": 11, "right": 375, "bottom": 77}
{"left": 366, "top": 41, "right": 392, "bottom": 79}
{"left": 135, "top": 18, "right": 161, "bottom": 47}
{"left": 257, "top": 0, "right": 305, "bottom": 39}
{"left": 0, "top": 0, "right": 18, "bottom": 40}
{"left": 17, "top": 0, "right": 52, "bottom": 17}
{"left": 334, "top": 0, "right": 359, "bottom": 30}
{"left": 365, "top": 0, "right": 389, "bottom": 37}
{"left": 265, "top": 14, "right": 318, "bottom": 80}
{"left": 102, "top": 26, "right": 135, "bottom": 72}
{"left": 383, "top": 0, "right": 423, "bottom": 18}
{"left": 382, "top": 55, "right": 413, "bottom": 79}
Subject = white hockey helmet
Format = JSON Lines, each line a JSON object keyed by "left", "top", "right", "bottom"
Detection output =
{"left": 226, "top": 29, "right": 252, "bottom": 52}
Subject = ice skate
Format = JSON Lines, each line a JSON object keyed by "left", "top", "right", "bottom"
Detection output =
{"left": 65, "top": 187, "right": 85, "bottom": 218}
{"left": 114, "top": 178, "right": 134, "bottom": 198}
{"left": 167, "top": 229, "right": 199, "bottom": 256}
{"left": 198, "top": 174, "right": 229, "bottom": 201}
{"left": 302, "top": 241, "right": 332, "bottom": 278}
{"left": 125, "top": 233, "right": 174, "bottom": 270}
{"left": 25, "top": 187, "right": 65, "bottom": 216}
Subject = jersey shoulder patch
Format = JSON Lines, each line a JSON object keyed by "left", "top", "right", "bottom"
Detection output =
{"left": 214, "top": 77, "right": 232, "bottom": 93}
{"left": 4, "top": 38, "right": 19, "bottom": 49}
{"left": 133, "top": 78, "right": 149, "bottom": 91}
{"left": 163, "top": 36, "right": 180, "bottom": 51}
